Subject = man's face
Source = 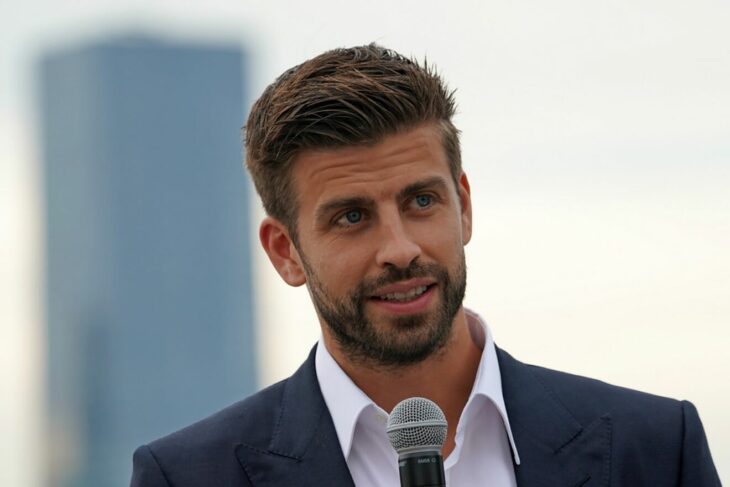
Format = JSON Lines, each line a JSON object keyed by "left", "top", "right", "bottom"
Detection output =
{"left": 282, "top": 124, "right": 472, "bottom": 368}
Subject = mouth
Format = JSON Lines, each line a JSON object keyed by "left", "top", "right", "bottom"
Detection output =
{"left": 374, "top": 284, "right": 432, "bottom": 302}
{"left": 368, "top": 281, "right": 438, "bottom": 314}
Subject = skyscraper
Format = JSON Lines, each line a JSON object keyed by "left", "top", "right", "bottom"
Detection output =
{"left": 38, "top": 35, "right": 256, "bottom": 487}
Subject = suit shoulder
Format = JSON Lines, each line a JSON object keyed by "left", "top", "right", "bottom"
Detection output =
{"left": 497, "top": 349, "right": 720, "bottom": 484}
{"left": 130, "top": 383, "right": 289, "bottom": 486}
{"left": 525, "top": 361, "right": 681, "bottom": 404}
{"left": 524, "top": 360, "right": 685, "bottom": 428}
{"left": 144, "top": 378, "right": 288, "bottom": 460}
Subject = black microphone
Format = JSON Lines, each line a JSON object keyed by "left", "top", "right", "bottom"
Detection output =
{"left": 386, "top": 397, "right": 447, "bottom": 487}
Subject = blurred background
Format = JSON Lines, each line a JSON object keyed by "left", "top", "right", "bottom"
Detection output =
{"left": 1, "top": 0, "right": 728, "bottom": 485}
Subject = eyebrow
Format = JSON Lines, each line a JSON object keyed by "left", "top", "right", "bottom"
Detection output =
{"left": 396, "top": 176, "right": 450, "bottom": 201}
{"left": 314, "top": 176, "right": 452, "bottom": 225}
{"left": 315, "top": 196, "right": 375, "bottom": 225}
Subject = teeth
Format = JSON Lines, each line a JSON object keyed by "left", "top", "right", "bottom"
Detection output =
{"left": 380, "top": 285, "right": 428, "bottom": 302}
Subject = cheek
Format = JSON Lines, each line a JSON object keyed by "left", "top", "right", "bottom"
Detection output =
{"left": 429, "top": 235, "right": 463, "bottom": 263}
{"left": 414, "top": 229, "right": 465, "bottom": 270}
{"left": 416, "top": 216, "right": 464, "bottom": 249}
{"left": 312, "top": 240, "right": 372, "bottom": 285}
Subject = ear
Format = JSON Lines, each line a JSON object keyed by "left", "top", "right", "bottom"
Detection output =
{"left": 259, "top": 217, "right": 307, "bottom": 287}
{"left": 457, "top": 171, "right": 473, "bottom": 245}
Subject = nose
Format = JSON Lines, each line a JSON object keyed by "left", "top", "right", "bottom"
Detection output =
{"left": 374, "top": 213, "right": 421, "bottom": 269}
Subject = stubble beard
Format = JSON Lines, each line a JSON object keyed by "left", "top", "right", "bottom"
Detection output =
{"left": 302, "top": 255, "right": 467, "bottom": 369}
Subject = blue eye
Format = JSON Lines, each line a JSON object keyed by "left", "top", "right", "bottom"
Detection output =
{"left": 343, "top": 210, "right": 362, "bottom": 224}
{"left": 414, "top": 194, "right": 433, "bottom": 208}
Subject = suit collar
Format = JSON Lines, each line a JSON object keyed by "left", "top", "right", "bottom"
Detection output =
{"left": 236, "top": 345, "right": 355, "bottom": 486}
{"left": 497, "top": 347, "right": 612, "bottom": 486}
{"left": 236, "top": 343, "right": 612, "bottom": 486}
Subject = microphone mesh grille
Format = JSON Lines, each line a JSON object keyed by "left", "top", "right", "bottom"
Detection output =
{"left": 386, "top": 397, "right": 447, "bottom": 453}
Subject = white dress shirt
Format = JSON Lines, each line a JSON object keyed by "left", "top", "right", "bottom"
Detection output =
{"left": 315, "top": 309, "right": 520, "bottom": 486}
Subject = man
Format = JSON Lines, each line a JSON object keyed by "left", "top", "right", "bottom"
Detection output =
{"left": 131, "top": 44, "right": 720, "bottom": 486}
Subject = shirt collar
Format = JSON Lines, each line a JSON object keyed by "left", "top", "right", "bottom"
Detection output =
{"left": 315, "top": 307, "right": 520, "bottom": 464}
{"left": 315, "top": 337, "right": 385, "bottom": 459}
{"left": 462, "top": 308, "right": 521, "bottom": 464}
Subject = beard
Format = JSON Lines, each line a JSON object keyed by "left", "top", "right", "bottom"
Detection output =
{"left": 301, "top": 254, "right": 467, "bottom": 368}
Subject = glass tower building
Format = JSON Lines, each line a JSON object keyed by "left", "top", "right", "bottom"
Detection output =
{"left": 38, "top": 35, "right": 257, "bottom": 487}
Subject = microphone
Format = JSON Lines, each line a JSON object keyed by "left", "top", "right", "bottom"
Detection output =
{"left": 386, "top": 397, "right": 447, "bottom": 487}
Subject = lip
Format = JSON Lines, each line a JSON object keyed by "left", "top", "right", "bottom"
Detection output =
{"left": 369, "top": 278, "right": 436, "bottom": 297}
{"left": 368, "top": 283, "right": 437, "bottom": 315}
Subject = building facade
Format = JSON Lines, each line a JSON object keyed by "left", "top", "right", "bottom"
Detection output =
{"left": 39, "top": 35, "right": 256, "bottom": 487}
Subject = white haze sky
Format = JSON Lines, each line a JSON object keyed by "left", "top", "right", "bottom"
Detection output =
{"left": 1, "top": 1, "right": 729, "bottom": 485}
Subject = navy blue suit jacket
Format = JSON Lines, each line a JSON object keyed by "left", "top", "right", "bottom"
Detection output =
{"left": 131, "top": 346, "right": 720, "bottom": 486}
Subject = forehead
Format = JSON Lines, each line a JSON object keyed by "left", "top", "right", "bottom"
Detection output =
{"left": 291, "top": 124, "right": 451, "bottom": 206}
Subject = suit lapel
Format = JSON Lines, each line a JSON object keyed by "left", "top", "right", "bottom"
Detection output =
{"left": 497, "top": 348, "right": 612, "bottom": 487}
{"left": 236, "top": 346, "right": 355, "bottom": 486}
{"left": 235, "top": 344, "right": 611, "bottom": 486}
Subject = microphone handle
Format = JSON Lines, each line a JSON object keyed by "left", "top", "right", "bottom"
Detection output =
{"left": 398, "top": 451, "right": 445, "bottom": 487}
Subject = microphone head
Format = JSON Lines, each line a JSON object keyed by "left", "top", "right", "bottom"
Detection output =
{"left": 386, "top": 397, "right": 448, "bottom": 454}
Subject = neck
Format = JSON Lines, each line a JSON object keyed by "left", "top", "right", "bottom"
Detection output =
{"left": 323, "top": 308, "right": 482, "bottom": 457}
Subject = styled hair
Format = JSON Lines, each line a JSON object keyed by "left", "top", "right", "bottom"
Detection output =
{"left": 243, "top": 43, "right": 460, "bottom": 236}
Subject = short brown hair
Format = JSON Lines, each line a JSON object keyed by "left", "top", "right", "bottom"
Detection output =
{"left": 244, "top": 43, "right": 460, "bottom": 236}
